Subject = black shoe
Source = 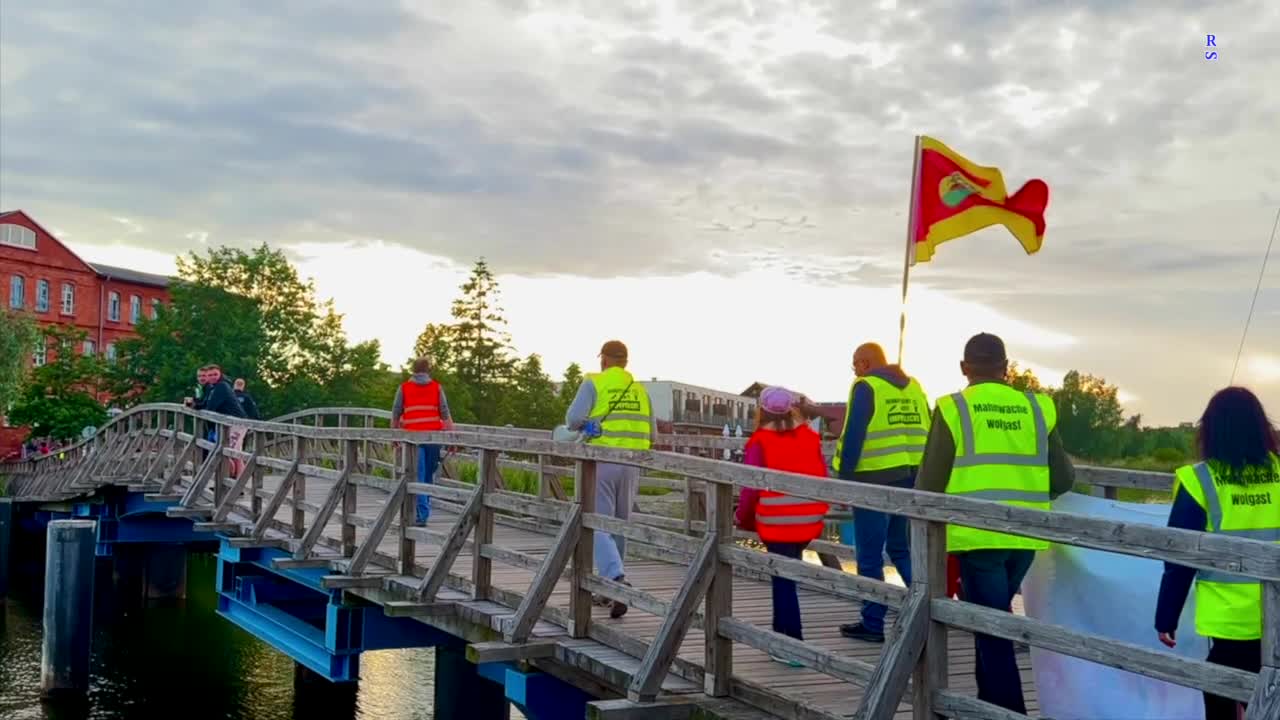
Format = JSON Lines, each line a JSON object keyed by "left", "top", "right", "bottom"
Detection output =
{"left": 839, "top": 623, "right": 885, "bottom": 643}
{"left": 610, "top": 576, "right": 630, "bottom": 619}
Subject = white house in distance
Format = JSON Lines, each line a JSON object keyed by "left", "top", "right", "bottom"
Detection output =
{"left": 641, "top": 380, "right": 757, "bottom": 436}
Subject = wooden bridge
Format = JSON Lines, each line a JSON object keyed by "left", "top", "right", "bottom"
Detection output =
{"left": 5, "top": 404, "right": 1280, "bottom": 720}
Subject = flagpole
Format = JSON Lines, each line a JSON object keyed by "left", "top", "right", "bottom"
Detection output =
{"left": 897, "top": 135, "right": 923, "bottom": 366}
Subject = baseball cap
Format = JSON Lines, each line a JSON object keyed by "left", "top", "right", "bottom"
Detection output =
{"left": 759, "top": 386, "right": 796, "bottom": 414}
{"left": 599, "top": 340, "right": 628, "bottom": 359}
{"left": 963, "top": 333, "right": 1007, "bottom": 364}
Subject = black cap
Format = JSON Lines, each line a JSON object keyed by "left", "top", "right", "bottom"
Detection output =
{"left": 963, "top": 333, "right": 1007, "bottom": 364}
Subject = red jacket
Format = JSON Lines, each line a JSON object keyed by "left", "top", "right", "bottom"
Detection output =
{"left": 737, "top": 425, "right": 830, "bottom": 544}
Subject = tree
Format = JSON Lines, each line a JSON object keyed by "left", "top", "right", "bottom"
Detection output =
{"left": 0, "top": 310, "right": 38, "bottom": 411}
{"left": 1006, "top": 361, "right": 1045, "bottom": 393}
{"left": 447, "top": 259, "right": 515, "bottom": 425}
{"left": 1052, "top": 370, "right": 1125, "bottom": 460}
{"left": 505, "top": 354, "right": 562, "bottom": 429}
{"left": 558, "top": 362, "right": 584, "bottom": 409}
{"left": 9, "top": 325, "right": 108, "bottom": 441}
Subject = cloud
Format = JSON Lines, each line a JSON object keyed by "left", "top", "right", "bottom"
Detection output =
{"left": 2, "top": 0, "right": 1278, "bottom": 424}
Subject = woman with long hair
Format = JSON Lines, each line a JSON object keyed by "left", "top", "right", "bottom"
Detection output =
{"left": 735, "top": 387, "right": 830, "bottom": 665}
{"left": 1155, "top": 386, "right": 1280, "bottom": 719}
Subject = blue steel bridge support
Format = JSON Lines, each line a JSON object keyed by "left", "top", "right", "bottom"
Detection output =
{"left": 476, "top": 660, "right": 594, "bottom": 720}
{"left": 214, "top": 540, "right": 451, "bottom": 682}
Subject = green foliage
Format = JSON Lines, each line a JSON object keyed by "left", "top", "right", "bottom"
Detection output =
{"left": 9, "top": 325, "right": 108, "bottom": 441}
{"left": 113, "top": 244, "right": 389, "bottom": 417}
{"left": 404, "top": 260, "right": 578, "bottom": 429}
{"left": 1006, "top": 361, "right": 1045, "bottom": 393}
{"left": 0, "top": 310, "right": 38, "bottom": 410}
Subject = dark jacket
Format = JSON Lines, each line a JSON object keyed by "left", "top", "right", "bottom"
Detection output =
{"left": 1154, "top": 486, "right": 1205, "bottom": 634}
{"left": 915, "top": 380, "right": 1074, "bottom": 497}
{"left": 196, "top": 378, "right": 247, "bottom": 418}
{"left": 235, "top": 390, "right": 261, "bottom": 420}
{"left": 837, "top": 365, "right": 918, "bottom": 485}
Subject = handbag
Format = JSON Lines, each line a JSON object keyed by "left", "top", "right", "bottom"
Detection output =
{"left": 552, "top": 380, "right": 635, "bottom": 443}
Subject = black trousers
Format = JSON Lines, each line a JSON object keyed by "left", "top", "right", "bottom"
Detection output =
{"left": 956, "top": 549, "right": 1035, "bottom": 714}
{"left": 1204, "top": 638, "right": 1261, "bottom": 720}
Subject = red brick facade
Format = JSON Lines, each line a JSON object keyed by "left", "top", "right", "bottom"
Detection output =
{"left": 1, "top": 210, "right": 172, "bottom": 458}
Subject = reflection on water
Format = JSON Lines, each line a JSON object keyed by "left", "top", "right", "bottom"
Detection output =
{"left": 0, "top": 553, "right": 523, "bottom": 719}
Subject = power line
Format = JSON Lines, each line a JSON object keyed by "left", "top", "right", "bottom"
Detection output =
{"left": 1230, "top": 205, "right": 1280, "bottom": 384}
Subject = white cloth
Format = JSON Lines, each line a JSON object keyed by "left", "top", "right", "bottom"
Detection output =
{"left": 594, "top": 462, "right": 638, "bottom": 580}
{"left": 1021, "top": 493, "right": 1209, "bottom": 720}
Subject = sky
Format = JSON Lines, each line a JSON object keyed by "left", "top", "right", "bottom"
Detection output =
{"left": 1, "top": 0, "right": 1277, "bottom": 426}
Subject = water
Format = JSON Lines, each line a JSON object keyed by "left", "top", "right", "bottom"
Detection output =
{"left": 0, "top": 553, "right": 521, "bottom": 719}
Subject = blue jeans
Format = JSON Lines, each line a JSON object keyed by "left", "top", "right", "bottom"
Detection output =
{"left": 416, "top": 444, "right": 441, "bottom": 523}
{"left": 852, "top": 474, "right": 914, "bottom": 633}
{"left": 766, "top": 542, "right": 806, "bottom": 640}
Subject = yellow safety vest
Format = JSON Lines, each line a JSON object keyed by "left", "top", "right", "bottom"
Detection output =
{"left": 832, "top": 375, "right": 931, "bottom": 473}
{"left": 1176, "top": 455, "right": 1280, "bottom": 640}
{"left": 586, "top": 368, "right": 652, "bottom": 450}
{"left": 937, "top": 383, "right": 1056, "bottom": 552}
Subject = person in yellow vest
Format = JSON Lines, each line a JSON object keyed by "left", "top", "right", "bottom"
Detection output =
{"left": 829, "top": 342, "right": 931, "bottom": 643}
{"left": 1155, "top": 387, "right": 1279, "bottom": 720}
{"left": 916, "top": 333, "right": 1074, "bottom": 714}
{"left": 564, "top": 340, "right": 655, "bottom": 619}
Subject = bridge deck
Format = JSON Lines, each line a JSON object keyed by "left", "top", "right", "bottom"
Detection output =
{"left": 216, "top": 472, "right": 1038, "bottom": 718}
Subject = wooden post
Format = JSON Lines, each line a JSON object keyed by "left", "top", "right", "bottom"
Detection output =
{"left": 704, "top": 481, "right": 733, "bottom": 696}
{"left": 251, "top": 462, "right": 264, "bottom": 521}
{"left": 537, "top": 454, "right": 549, "bottom": 499}
{"left": 910, "top": 519, "right": 949, "bottom": 720}
{"left": 571, "top": 459, "right": 597, "bottom": 638}
{"left": 472, "top": 448, "right": 498, "bottom": 601}
{"left": 1247, "top": 581, "right": 1280, "bottom": 718}
{"left": 399, "top": 443, "right": 417, "bottom": 575}
{"left": 41, "top": 520, "right": 96, "bottom": 698}
{"left": 292, "top": 437, "right": 307, "bottom": 539}
{"left": 341, "top": 439, "right": 358, "bottom": 558}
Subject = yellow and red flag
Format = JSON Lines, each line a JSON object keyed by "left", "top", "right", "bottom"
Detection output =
{"left": 911, "top": 136, "right": 1049, "bottom": 264}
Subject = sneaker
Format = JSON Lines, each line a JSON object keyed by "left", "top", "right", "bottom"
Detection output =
{"left": 593, "top": 594, "right": 612, "bottom": 607}
{"left": 839, "top": 623, "right": 885, "bottom": 643}
{"left": 770, "top": 654, "right": 804, "bottom": 667}
{"left": 609, "top": 576, "right": 630, "bottom": 619}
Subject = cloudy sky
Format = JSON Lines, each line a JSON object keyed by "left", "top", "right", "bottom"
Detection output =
{"left": 2, "top": 0, "right": 1277, "bottom": 425}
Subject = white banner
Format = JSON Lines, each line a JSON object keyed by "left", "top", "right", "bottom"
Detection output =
{"left": 1021, "top": 493, "right": 1209, "bottom": 720}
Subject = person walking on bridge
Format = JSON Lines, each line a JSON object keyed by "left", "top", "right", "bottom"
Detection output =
{"left": 391, "top": 357, "right": 455, "bottom": 526}
{"left": 564, "top": 340, "right": 655, "bottom": 619}
{"left": 1155, "top": 387, "right": 1279, "bottom": 720}
{"left": 917, "top": 333, "right": 1073, "bottom": 714}
{"left": 831, "top": 342, "right": 931, "bottom": 643}
{"left": 736, "top": 386, "right": 830, "bottom": 664}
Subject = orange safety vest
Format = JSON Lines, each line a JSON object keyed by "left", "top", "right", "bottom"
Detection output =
{"left": 399, "top": 380, "right": 444, "bottom": 431}
{"left": 749, "top": 425, "right": 831, "bottom": 544}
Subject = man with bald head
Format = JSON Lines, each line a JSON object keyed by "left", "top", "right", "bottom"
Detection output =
{"left": 833, "top": 342, "right": 931, "bottom": 642}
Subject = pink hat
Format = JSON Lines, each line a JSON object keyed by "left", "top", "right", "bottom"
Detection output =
{"left": 759, "top": 386, "right": 795, "bottom": 414}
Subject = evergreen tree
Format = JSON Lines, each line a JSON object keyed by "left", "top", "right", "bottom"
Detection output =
{"left": 448, "top": 259, "right": 515, "bottom": 425}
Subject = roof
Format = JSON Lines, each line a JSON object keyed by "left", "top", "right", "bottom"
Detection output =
{"left": 90, "top": 263, "right": 172, "bottom": 289}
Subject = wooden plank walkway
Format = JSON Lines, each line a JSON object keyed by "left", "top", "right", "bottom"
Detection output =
{"left": 208, "top": 472, "right": 1038, "bottom": 719}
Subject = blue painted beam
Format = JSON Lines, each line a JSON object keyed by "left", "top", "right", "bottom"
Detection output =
{"left": 476, "top": 661, "right": 593, "bottom": 720}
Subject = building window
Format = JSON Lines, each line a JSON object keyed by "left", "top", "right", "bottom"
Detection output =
{"left": 61, "top": 282, "right": 75, "bottom": 314}
{"left": 105, "top": 343, "right": 117, "bottom": 363}
{"left": 9, "top": 275, "right": 24, "bottom": 309}
{"left": 35, "top": 279, "right": 50, "bottom": 312}
{"left": 129, "top": 294, "right": 141, "bottom": 324}
{"left": 150, "top": 298, "right": 160, "bottom": 319}
{"left": 108, "top": 291, "right": 121, "bottom": 321}
{"left": 83, "top": 340, "right": 96, "bottom": 356}
{"left": 0, "top": 223, "right": 37, "bottom": 250}
{"left": 33, "top": 337, "right": 47, "bottom": 367}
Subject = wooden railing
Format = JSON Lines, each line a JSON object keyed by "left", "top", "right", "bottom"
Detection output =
{"left": 5, "top": 404, "right": 1273, "bottom": 720}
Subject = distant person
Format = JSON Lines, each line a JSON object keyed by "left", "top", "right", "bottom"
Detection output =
{"left": 565, "top": 340, "right": 655, "bottom": 619}
{"left": 735, "top": 387, "right": 830, "bottom": 665}
{"left": 1156, "top": 387, "right": 1279, "bottom": 720}
{"left": 233, "top": 378, "right": 261, "bottom": 420}
{"left": 916, "top": 333, "right": 1074, "bottom": 714}
{"left": 830, "top": 342, "right": 931, "bottom": 642}
{"left": 391, "top": 358, "right": 455, "bottom": 526}
{"left": 194, "top": 365, "right": 248, "bottom": 476}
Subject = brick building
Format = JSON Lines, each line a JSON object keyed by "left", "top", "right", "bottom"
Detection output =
{"left": 1, "top": 209, "right": 172, "bottom": 458}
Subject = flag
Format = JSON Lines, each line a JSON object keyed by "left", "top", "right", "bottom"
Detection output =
{"left": 911, "top": 136, "right": 1049, "bottom": 264}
